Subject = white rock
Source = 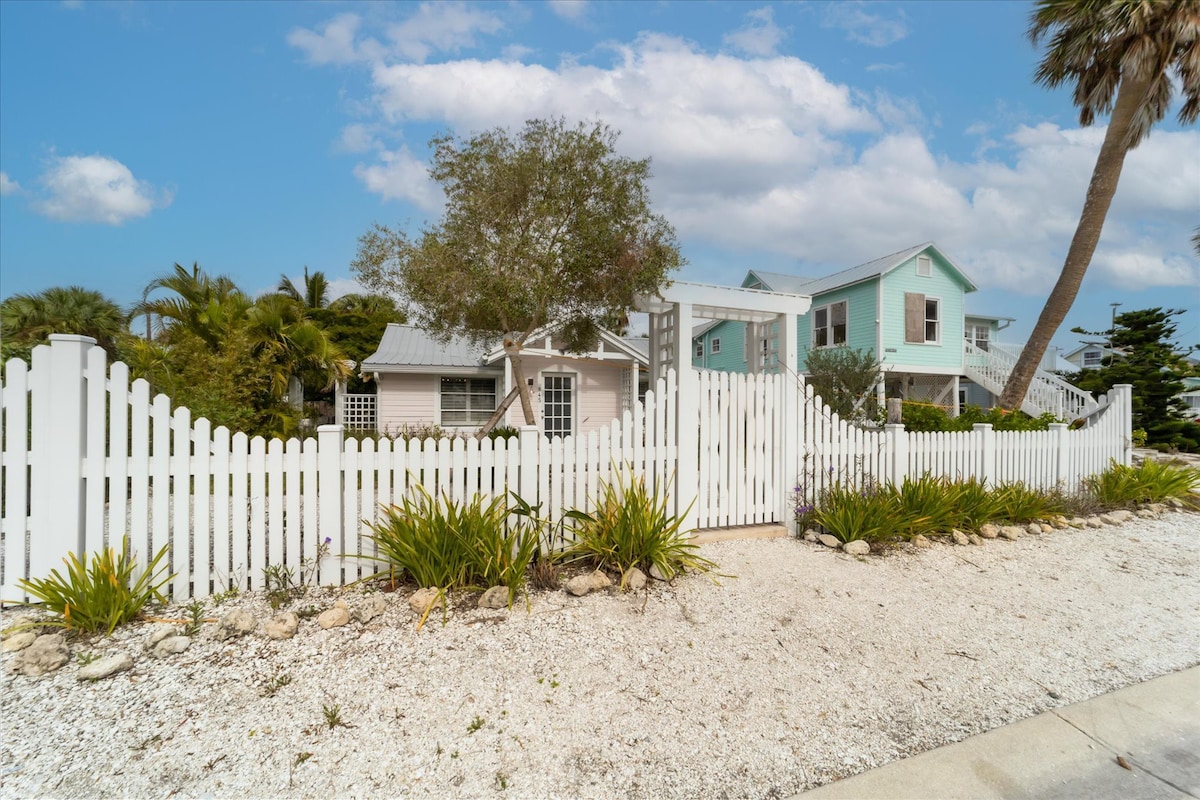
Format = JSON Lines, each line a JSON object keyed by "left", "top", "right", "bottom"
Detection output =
{"left": 214, "top": 610, "right": 258, "bottom": 640}
{"left": 146, "top": 623, "right": 177, "bottom": 648}
{"left": 409, "top": 588, "right": 444, "bottom": 615}
{"left": 999, "top": 526, "right": 1024, "bottom": 541}
{"left": 152, "top": 636, "right": 192, "bottom": 658}
{"left": 265, "top": 612, "right": 299, "bottom": 640}
{"left": 352, "top": 593, "right": 388, "bottom": 623}
{"left": 1025, "top": 523, "right": 1042, "bottom": 536}
{"left": 842, "top": 540, "right": 871, "bottom": 556}
{"left": 911, "top": 534, "right": 932, "bottom": 548}
{"left": 566, "top": 571, "right": 613, "bottom": 597}
{"left": 623, "top": 567, "right": 648, "bottom": 591}
{"left": 78, "top": 653, "right": 134, "bottom": 681}
{"left": 967, "top": 533, "right": 984, "bottom": 546}
{"left": 817, "top": 534, "right": 841, "bottom": 548}
{"left": 1, "top": 631, "right": 36, "bottom": 653}
{"left": 648, "top": 563, "right": 674, "bottom": 581}
{"left": 978, "top": 524, "right": 999, "bottom": 539}
{"left": 950, "top": 530, "right": 970, "bottom": 546}
{"left": 317, "top": 606, "right": 351, "bottom": 629}
{"left": 1086, "top": 516, "right": 1105, "bottom": 528}
{"left": 11, "top": 633, "right": 69, "bottom": 676}
{"left": 1107, "top": 509, "right": 1135, "bottom": 523}
{"left": 478, "top": 586, "right": 511, "bottom": 609}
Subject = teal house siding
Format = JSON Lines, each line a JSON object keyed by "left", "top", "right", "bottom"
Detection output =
{"left": 797, "top": 281, "right": 878, "bottom": 371}
{"left": 879, "top": 250, "right": 968, "bottom": 371}
{"left": 692, "top": 320, "right": 748, "bottom": 373}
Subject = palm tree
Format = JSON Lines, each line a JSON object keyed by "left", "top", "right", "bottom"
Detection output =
{"left": 277, "top": 267, "right": 330, "bottom": 311}
{"left": 245, "top": 294, "right": 352, "bottom": 397}
{"left": 134, "top": 262, "right": 248, "bottom": 348}
{"left": 327, "top": 292, "right": 401, "bottom": 318}
{"left": 999, "top": 0, "right": 1200, "bottom": 411}
{"left": 0, "top": 286, "right": 128, "bottom": 362}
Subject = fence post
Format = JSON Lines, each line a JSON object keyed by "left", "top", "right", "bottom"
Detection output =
{"left": 973, "top": 423, "right": 995, "bottom": 485}
{"left": 884, "top": 423, "right": 907, "bottom": 486}
{"left": 1113, "top": 384, "right": 1133, "bottom": 465}
{"left": 317, "top": 424, "right": 344, "bottom": 583}
{"left": 1049, "top": 423, "right": 1068, "bottom": 487}
{"left": 31, "top": 335, "right": 94, "bottom": 579}
{"left": 779, "top": 312, "right": 799, "bottom": 534}
{"left": 518, "top": 425, "right": 540, "bottom": 505}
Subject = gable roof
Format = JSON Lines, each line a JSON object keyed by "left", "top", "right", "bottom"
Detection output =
{"left": 362, "top": 323, "right": 649, "bottom": 373}
{"left": 1062, "top": 341, "right": 1114, "bottom": 360}
{"left": 746, "top": 243, "right": 978, "bottom": 298}
{"left": 362, "top": 324, "right": 490, "bottom": 371}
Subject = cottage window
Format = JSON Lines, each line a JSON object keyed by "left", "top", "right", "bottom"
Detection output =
{"left": 905, "top": 293, "right": 940, "bottom": 344}
{"left": 916, "top": 255, "right": 932, "bottom": 277}
{"left": 813, "top": 301, "right": 848, "bottom": 348}
{"left": 1082, "top": 350, "right": 1102, "bottom": 368}
{"left": 964, "top": 324, "right": 989, "bottom": 352}
{"left": 710, "top": 338, "right": 722, "bottom": 355}
{"left": 439, "top": 377, "right": 497, "bottom": 426}
{"left": 695, "top": 341, "right": 704, "bottom": 358}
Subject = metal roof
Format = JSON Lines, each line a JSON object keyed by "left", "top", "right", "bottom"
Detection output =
{"left": 748, "top": 243, "right": 978, "bottom": 298}
{"left": 361, "top": 324, "right": 490, "bottom": 371}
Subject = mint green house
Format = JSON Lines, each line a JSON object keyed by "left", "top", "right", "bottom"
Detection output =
{"left": 692, "top": 242, "right": 1095, "bottom": 418}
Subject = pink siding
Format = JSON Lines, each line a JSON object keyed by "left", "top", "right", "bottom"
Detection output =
{"left": 519, "top": 355, "right": 629, "bottom": 435}
{"left": 375, "top": 373, "right": 437, "bottom": 433}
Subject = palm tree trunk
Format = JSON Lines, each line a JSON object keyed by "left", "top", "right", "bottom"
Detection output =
{"left": 998, "top": 72, "right": 1152, "bottom": 412}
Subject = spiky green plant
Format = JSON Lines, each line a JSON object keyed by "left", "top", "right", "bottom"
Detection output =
{"left": 14, "top": 537, "right": 173, "bottom": 635}
{"left": 991, "top": 482, "right": 1067, "bottom": 523}
{"left": 812, "top": 483, "right": 898, "bottom": 543}
{"left": 558, "top": 472, "right": 714, "bottom": 581}
{"left": 1086, "top": 459, "right": 1200, "bottom": 508}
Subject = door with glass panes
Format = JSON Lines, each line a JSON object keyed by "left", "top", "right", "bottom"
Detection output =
{"left": 542, "top": 374, "right": 574, "bottom": 438}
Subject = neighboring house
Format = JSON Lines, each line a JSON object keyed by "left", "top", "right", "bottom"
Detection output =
{"left": 1063, "top": 341, "right": 1117, "bottom": 371}
{"left": 1179, "top": 376, "right": 1200, "bottom": 420}
{"left": 348, "top": 323, "right": 650, "bottom": 436}
{"left": 691, "top": 242, "right": 1094, "bottom": 418}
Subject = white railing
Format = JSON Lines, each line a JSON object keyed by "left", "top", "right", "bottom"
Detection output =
{"left": 1, "top": 335, "right": 1131, "bottom": 603}
{"left": 963, "top": 341, "right": 1098, "bottom": 420}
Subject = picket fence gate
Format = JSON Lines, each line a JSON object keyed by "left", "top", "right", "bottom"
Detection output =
{"left": 0, "top": 335, "right": 1132, "bottom": 603}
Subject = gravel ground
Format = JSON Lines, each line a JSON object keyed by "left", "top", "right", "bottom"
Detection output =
{"left": 2, "top": 512, "right": 1198, "bottom": 800}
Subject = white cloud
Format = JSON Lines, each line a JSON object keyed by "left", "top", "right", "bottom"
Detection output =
{"left": 34, "top": 154, "right": 170, "bottom": 224}
{"left": 547, "top": 0, "right": 587, "bottom": 22}
{"left": 296, "top": 18, "right": 1198, "bottom": 298}
{"left": 353, "top": 146, "right": 442, "bottom": 211}
{"left": 723, "top": 7, "right": 787, "bottom": 57}
{"left": 822, "top": 3, "right": 908, "bottom": 47}
{"left": 502, "top": 43, "right": 535, "bottom": 61}
{"left": 290, "top": 4, "right": 504, "bottom": 66}
{"left": 865, "top": 62, "right": 903, "bottom": 73}
{"left": 336, "top": 123, "right": 381, "bottom": 154}
{"left": 0, "top": 172, "right": 20, "bottom": 195}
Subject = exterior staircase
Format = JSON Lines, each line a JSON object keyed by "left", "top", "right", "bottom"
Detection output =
{"left": 963, "top": 341, "right": 1099, "bottom": 420}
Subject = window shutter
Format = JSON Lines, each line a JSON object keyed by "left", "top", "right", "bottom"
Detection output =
{"left": 904, "top": 293, "right": 925, "bottom": 343}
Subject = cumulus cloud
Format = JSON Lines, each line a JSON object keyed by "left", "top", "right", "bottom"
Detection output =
{"left": 288, "top": 3, "right": 503, "bottom": 66}
{"left": 293, "top": 15, "right": 1199, "bottom": 297}
{"left": 723, "top": 7, "right": 787, "bottom": 57}
{"left": 822, "top": 3, "right": 908, "bottom": 47}
{"left": 0, "top": 172, "right": 20, "bottom": 195}
{"left": 353, "top": 146, "right": 442, "bottom": 211}
{"left": 34, "top": 154, "right": 170, "bottom": 224}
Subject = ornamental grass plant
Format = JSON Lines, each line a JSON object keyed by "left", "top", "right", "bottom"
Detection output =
{"left": 14, "top": 537, "right": 173, "bottom": 635}
{"left": 364, "top": 487, "right": 538, "bottom": 604}
{"left": 1086, "top": 459, "right": 1200, "bottom": 509}
{"left": 558, "top": 472, "right": 715, "bottom": 582}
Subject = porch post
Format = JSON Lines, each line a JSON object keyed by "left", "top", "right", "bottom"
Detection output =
{"left": 672, "top": 302, "right": 699, "bottom": 532}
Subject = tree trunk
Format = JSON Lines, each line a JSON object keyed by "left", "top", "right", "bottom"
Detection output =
{"left": 474, "top": 385, "right": 521, "bottom": 439}
{"left": 997, "top": 72, "right": 1151, "bottom": 412}
{"left": 505, "top": 342, "right": 538, "bottom": 425}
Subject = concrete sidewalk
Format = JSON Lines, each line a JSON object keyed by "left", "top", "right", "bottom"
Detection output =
{"left": 796, "top": 666, "right": 1200, "bottom": 799}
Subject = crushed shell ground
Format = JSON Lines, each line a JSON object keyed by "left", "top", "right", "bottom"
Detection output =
{"left": 2, "top": 512, "right": 1198, "bottom": 799}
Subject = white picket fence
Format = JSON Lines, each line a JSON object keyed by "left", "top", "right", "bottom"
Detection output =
{"left": 1, "top": 335, "right": 1132, "bottom": 603}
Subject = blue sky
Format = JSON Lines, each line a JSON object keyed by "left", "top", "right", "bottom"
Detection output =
{"left": 1, "top": 0, "right": 1197, "bottom": 355}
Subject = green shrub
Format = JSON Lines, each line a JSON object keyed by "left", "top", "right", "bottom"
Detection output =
{"left": 899, "top": 402, "right": 1059, "bottom": 433}
{"left": 941, "top": 477, "right": 1001, "bottom": 530}
{"left": 15, "top": 537, "right": 173, "bottom": 635}
{"left": 559, "top": 473, "right": 715, "bottom": 581}
{"left": 812, "top": 483, "right": 898, "bottom": 543}
{"left": 892, "top": 474, "right": 959, "bottom": 538}
{"left": 1085, "top": 459, "right": 1200, "bottom": 508}
{"left": 365, "top": 488, "right": 538, "bottom": 603}
{"left": 990, "top": 482, "right": 1066, "bottom": 523}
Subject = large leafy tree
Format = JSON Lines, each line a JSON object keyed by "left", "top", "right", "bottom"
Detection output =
{"left": 1071, "top": 307, "right": 1198, "bottom": 451}
{"left": 1000, "top": 0, "right": 1200, "bottom": 411}
{"left": 1, "top": 286, "right": 129, "bottom": 364}
{"left": 311, "top": 293, "right": 405, "bottom": 393}
{"left": 352, "top": 118, "right": 683, "bottom": 425}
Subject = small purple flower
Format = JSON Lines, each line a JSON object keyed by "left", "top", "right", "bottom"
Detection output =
{"left": 323, "top": 537, "right": 332, "bottom": 545}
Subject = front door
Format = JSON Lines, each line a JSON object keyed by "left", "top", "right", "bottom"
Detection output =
{"left": 542, "top": 375, "right": 574, "bottom": 438}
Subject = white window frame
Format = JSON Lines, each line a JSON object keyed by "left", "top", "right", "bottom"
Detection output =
{"left": 1082, "top": 350, "right": 1102, "bottom": 368}
{"left": 710, "top": 337, "right": 721, "bottom": 355}
{"left": 541, "top": 372, "right": 576, "bottom": 439}
{"left": 812, "top": 300, "right": 848, "bottom": 349}
{"left": 923, "top": 297, "right": 941, "bottom": 344}
{"left": 695, "top": 341, "right": 704, "bottom": 358}
{"left": 437, "top": 376, "right": 498, "bottom": 427}
{"left": 916, "top": 255, "right": 933, "bottom": 277}
{"left": 964, "top": 323, "right": 989, "bottom": 351}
